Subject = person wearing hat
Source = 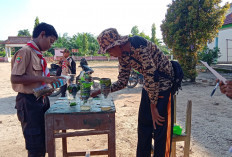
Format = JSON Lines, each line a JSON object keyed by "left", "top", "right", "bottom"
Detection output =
{"left": 11, "top": 22, "right": 60, "bottom": 157}
{"left": 91, "top": 28, "right": 174, "bottom": 157}
{"left": 59, "top": 48, "right": 76, "bottom": 97}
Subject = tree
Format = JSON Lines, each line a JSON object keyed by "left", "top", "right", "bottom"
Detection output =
{"left": 151, "top": 23, "right": 158, "bottom": 45}
{"left": 43, "top": 51, "right": 53, "bottom": 57}
{"left": 139, "top": 32, "right": 150, "bottom": 40}
{"left": 34, "top": 16, "right": 40, "bottom": 29}
{"left": 82, "top": 33, "right": 88, "bottom": 55}
{"left": 18, "top": 29, "right": 31, "bottom": 37}
{"left": 131, "top": 26, "right": 139, "bottom": 36}
{"left": 158, "top": 44, "right": 170, "bottom": 55}
{"left": 161, "top": 0, "right": 229, "bottom": 81}
{"left": 50, "top": 32, "right": 100, "bottom": 56}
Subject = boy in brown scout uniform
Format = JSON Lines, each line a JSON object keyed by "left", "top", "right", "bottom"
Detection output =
{"left": 11, "top": 22, "right": 59, "bottom": 157}
{"left": 91, "top": 28, "right": 175, "bottom": 157}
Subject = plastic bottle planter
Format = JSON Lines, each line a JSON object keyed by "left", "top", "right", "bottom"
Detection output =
{"left": 52, "top": 78, "right": 67, "bottom": 89}
{"left": 100, "top": 78, "right": 111, "bottom": 99}
{"left": 80, "top": 81, "right": 92, "bottom": 103}
{"left": 33, "top": 84, "right": 54, "bottom": 99}
{"left": 83, "top": 73, "right": 92, "bottom": 82}
{"left": 33, "top": 78, "right": 67, "bottom": 99}
{"left": 67, "top": 84, "right": 80, "bottom": 98}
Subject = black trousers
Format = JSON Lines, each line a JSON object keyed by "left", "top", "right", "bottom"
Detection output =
{"left": 15, "top": 93, "right": 50, "bottom": 157}
{"left": 61, "top": 84, "right": 67, "bottom": 97}
{"left": 137, "top": 88, "right": 174, "bottom": 157}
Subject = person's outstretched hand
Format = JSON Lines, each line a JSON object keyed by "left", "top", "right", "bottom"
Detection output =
{"left": 225, "top": 81, "right": 232, "bottom": 99}
{"left": 90, "top": 89, "right": 101, "bottom": 98}
{"left": 150, "top": 104, "right": 165, "bottom": 130}
{"left": 217, "top": 79, "right": 226, "bottom": 94}
{"left": 217, "top": 79, "right": 232, "bottom": 99}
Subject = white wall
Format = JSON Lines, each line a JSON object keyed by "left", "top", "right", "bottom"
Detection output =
{"left": 207, "top": 39, "right": 216, "bottom": 49}
{"left": 54, "top": 48, "right": 64, "bottom": 57}
{"left": 226, "top": 6, "right": 232, "bottom": 16}
{"left": 217, "top": 28, "right": 232, "bottom": 62}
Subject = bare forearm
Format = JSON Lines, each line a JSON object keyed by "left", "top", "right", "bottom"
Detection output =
{"left": 11, "top": 75, "right": 45, "bottom": 84}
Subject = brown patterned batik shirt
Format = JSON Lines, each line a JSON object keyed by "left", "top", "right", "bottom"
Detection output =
{"left": 111, "top": 36, "right": 174, "bottom": 105}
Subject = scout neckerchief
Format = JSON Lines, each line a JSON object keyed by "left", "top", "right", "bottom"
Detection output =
{"left": 27, "top": 41, "right": 50, "bottom": 78}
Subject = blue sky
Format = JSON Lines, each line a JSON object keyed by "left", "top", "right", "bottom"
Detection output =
{"left": 0, "top": 0, "right": 230, "bottom": 41}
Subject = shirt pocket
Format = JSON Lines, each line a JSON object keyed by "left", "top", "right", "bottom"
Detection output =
{"left": 33, "top": 64, "right": 42, "bottom": 71}
{"left": 32, "top": 64, "right": 43, "bottom": 76}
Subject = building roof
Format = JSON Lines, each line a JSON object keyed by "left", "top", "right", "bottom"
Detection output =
{"left": 0, "top": 36, "right": 31, "bottom": 44}
{"left": 223, "top": 12, "right": 232, "bottom": 26}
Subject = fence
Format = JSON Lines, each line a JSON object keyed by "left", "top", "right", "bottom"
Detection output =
{"left": 0, "top": 57, "right": 8, "bottom": 62}
{"left": 52, "top": 56, "right": 118, "bottom": 62}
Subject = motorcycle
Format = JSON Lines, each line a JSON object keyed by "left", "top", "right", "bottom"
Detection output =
{"left": 127, "top": 69, "right": 143, "bottom": 88}
{"left": 49, "top": 58, "right": 100, "bottom": 97}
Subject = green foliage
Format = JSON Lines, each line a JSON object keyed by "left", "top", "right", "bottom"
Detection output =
{"left": 138, "top": 32, "right": 150, "bottom": 40}
{"left": 131, "top": 26, "right": 139, "bottom": 36}
{"left": 0, "top": 51, "right": 6, "bottom": 57}
{"left": 50, "top": 32, "right": 100, "bottom": 56}
{"left": 82, "top": 33, "right": 88, "bottom": 55}
{"left": 151, "top": 23, "right": 159, "bottom": 45}
{"left": 12, "top": 47, "right": 21, "bottom": 55}
{"left": 18, "top": 29, "right": 31, "bottom": 37}
{"left": 34, "top": 16, "right": 40, "bottom": 29}
{"left": 161, "top": 0, "right": 229, "bottom": 81}
{"left": 0, "top": 43, "right": 4, "bottom": 52}
{"left": 158, "top": 44, "right": 170, "bottom": 55}
{"left": 43, "top": 51, "right": 53, "bottom": 57}
{"left": 130, "top": 26, "right": 151, "bottom": 40}
{"left": 198, "top": 47, "right": 221, "bottom": 66}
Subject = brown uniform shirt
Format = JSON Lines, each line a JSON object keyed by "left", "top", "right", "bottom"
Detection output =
{"left": 11, "top": 41, "right": 43, "bottom": 94}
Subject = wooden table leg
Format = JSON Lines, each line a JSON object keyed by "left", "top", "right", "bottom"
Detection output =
{"left": 171, "top": 142, "right": 176, "bottom": 157}
{"left": 108, "top": 114, "right": 116, "bottom": 157}
{"left": 62, "top": 130, "right": 68, "bottom": 157}
{"left": 45, "top": 114, "right": 56, "bottom": 157}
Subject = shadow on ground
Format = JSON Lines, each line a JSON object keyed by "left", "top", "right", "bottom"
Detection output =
{"left": 0, "top": 96, "right": 16, "bottom": 115}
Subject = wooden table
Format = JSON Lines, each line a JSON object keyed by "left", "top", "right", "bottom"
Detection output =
{"left": 45, "top": 100, "right": 116, "bottom": 157}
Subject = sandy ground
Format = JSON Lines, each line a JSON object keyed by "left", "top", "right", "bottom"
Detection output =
{"left": 0, "top": 61, "right": 232, "bottom": 157}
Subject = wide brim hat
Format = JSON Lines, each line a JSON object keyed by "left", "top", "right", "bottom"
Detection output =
{"left": 97, "top": 28, "right": 129, "bottom": 54}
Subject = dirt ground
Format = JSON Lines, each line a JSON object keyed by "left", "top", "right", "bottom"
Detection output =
{"left": 0, "top": 61, "right": 232, "bottom": 157}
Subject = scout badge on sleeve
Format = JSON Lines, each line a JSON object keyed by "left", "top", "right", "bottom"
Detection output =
{"left": 16, "top": 56, "right": 22, "bottom": 63}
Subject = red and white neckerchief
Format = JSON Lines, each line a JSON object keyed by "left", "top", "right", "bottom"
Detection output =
{"left": 27, "top": 41, "right": 50, "bottom": 77}
{"left": 62, "top": 60, "right": 67, "bottom": 69}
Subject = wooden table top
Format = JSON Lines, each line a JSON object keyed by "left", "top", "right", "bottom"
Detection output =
{"left": 46, "top": 98, "right": 116, "bottom": 115}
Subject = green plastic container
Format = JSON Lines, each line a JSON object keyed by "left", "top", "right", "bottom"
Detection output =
{"left": 173, "top": 124, "right": 182, "bottom": 135}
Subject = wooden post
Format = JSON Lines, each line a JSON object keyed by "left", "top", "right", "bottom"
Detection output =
{"left": 184, "top": 100, "right": 192, "bottom": 157}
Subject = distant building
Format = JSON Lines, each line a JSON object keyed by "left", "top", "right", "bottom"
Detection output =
{"left": 208, "top": 4, "right": 232, "bottom": 63}
{"left": 54, "top": 48, "right": 65, "bottom": 60}
{"left": 0, "top": 36, "right": 31, "bottom": 62}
